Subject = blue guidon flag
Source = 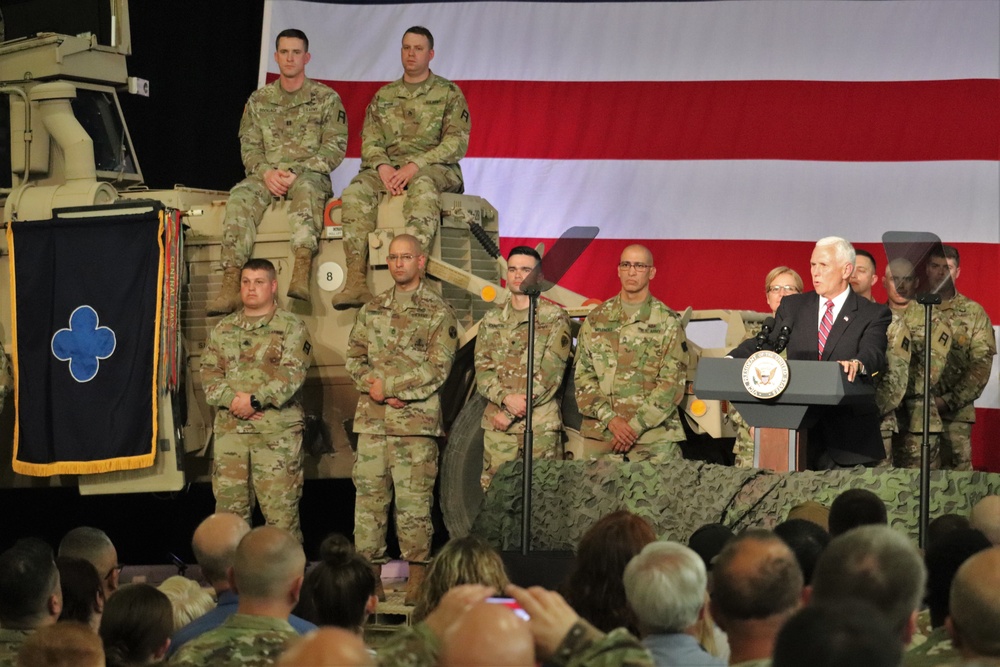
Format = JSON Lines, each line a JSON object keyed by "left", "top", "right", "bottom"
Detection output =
{"left": 7, "top": 206, "right": 163, "bottom": 475}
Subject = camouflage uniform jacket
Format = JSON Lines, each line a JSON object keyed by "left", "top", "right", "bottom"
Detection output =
{"left": 876, "top": 306, "right": 912, "bottom": 427}
{"left": 575, "top": 294, "right": 688, "bottom": 442}
{"left": 475, "top": 298, "right": 571, "bottom": 434}
{"left": 902, "top": 293, "right": 996, "bottom": 428}
{"left": 0, "top": 628, "right": 29, "bottom": 667}
{"left": 200, "top": 307, "right": 311, "bottom": 435}
{"left": 360, "top": 73, "right": 470, "bottom": 180}
{"left": 374, "top": 619, "right": 653, "bottom": 667}
{"left": 346, "top": 281, "right": 458, "bottom": 437}
{"left": 239, "top": 78, "right": 348, "bottom": 180}
{"left": 904, "top": 625, "right": 959, "bottom": 667}
{"left": 168, "top": 613, "right": 297, "bottom": 666}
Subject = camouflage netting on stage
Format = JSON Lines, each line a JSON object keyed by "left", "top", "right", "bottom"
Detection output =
{"left": 473, "top": 459, "right": 1000, "bottom": 551}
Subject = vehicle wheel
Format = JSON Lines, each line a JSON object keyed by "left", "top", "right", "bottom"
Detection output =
{"left": 440, "top": 392, "right": 487, "bottom": 538}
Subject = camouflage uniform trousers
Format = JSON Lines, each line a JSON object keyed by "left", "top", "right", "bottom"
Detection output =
{"left": 729, "top": 406, "right": 754, "bottom": 468}
{"left": 482, "top": 430, "right": 563, "bottom": 492}
{"left": 340, "top": 165, "right": 464, "bottom": 256}
{"left": 581, "top": 427, "right": 682, "bottom": 464}
{"left": 353, "top": 433, "right": 438, "bottom": 564}
{"left": 213, "top": 428, "right": 304, "bottom": 542}
{"left": 896, "top": 420, "right": 972, "bottom": 471}
{"left": 220, "top": 170, "right": 332, "bottom": 269}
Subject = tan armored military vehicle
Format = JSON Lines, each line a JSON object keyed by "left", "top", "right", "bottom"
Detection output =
{"left": 0, "top": 2, "right": 760, "bottom": 535}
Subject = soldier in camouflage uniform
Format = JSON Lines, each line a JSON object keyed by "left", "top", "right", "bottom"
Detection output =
{"left": 0, "top": 539, "right": 62, "bottom": 667}
{"left": 0, "top": 340, "right": 10, "bottom": 415}
{"left": 731, "top": 267, "right": 802, "bottom": 468}
{"left": 332, "top": 26, "right": 470, "bottom": 310}
{"left": 875, "top": 259, "right": 915, "bottom": 466}
{"left": 201, "top": 259, "right": 311, "bottom": 542}
{"left": 475, "top": 246, "right": 571, "bottom": 490}
{"left": 346, "top": 234, "right": 458, "bottom": 604}
{"left": 896, "top": 247, "right": 996, "bottom": 470}
{"left": 575, "top": 245, "right": 688, "bottom": 463}
{"left": 170, "top": 527, "right": 304, "bottom": 667}
{"left": 208, "top": 29, "right": 348, "bottom": 315}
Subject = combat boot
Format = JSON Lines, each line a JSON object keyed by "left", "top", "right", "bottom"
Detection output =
{"left": 372, "top": 563, "right": 386, "bottom": 602}
{"left": 287, "top": 247, "right": 313, "bottom": 302}
{"left": 404, "top": 562, "right": 426, "bottom": 606}
{"left": 330, "top": 249, "right": 374, "bottom": 310}
{"left": 206, "top": 266, "right": 242, "bottom": 316}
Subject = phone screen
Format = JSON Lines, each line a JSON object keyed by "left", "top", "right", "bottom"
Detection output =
{"left": 486, "top": 596, "right": 530, "bottom": 621}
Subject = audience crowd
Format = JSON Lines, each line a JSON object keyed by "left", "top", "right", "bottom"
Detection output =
{"left": 1, "top": 493, "right": 999, "bottom": 666}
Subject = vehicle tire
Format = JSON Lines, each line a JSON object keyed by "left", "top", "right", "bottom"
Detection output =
{"left": 440, "top": 392, "right": 487, "bottom": 538}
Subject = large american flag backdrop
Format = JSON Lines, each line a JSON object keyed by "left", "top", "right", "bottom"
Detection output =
{"left": 261, "top": 0, "right": 1000, "bottom": 470}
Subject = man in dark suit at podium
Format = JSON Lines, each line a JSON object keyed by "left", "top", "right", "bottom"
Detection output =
{"left": 730, "top": 237, "right": 891, "bottom": 468}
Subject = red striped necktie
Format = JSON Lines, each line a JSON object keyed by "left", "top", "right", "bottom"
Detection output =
{"left": 818, "top": 299, "right": 834, "bottom": 359}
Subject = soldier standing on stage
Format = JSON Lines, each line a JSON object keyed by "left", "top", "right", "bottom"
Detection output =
{"left": 897, "top": 246, "right": 996, "bottom": 469}
{"left": 475, "top": 246, "right": 571, "bottom": 490}
{"left": 346, "top": 234, "right": 457, "bottom": 604}
{"left": 201, "top": 259, "right": 312, "bottom": 541}
{"left": 574, "top": 244, "right": 688, "bottom": 463}
{"left": 874, "top": 259, "right": 913, "bottom": 465}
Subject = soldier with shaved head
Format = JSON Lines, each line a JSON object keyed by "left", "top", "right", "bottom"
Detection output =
{"left": 58, "top": 527, "right": 119, "bottom": 601}
{"left": 346, "top": 233, "right": 458, "bottom": 604}
{"left": 169, "top": 526, "right": 307, "bottom": 666}
{"left": 947, "top": 546, "right": 1000, "bottom": 663}
{"left": 575, "top": 244, "right": 688, "bottom": 462}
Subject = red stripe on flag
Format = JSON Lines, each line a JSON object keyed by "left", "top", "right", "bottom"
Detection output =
{"left": 497, "top": 238, "right": 1000, "bottom": 323}
{"left": 301, "top": 78, "right": 1000, "bottom": 162}
{"left": 973, "top": 408, "right": 1000, "bottom": 472}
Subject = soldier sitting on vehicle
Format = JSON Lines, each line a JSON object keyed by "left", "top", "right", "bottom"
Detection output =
{"left": 208, "top": 28, "right": 348, "bottom": 315}
{"left": 331, "top": 26, "right": 470, "bottom": 310}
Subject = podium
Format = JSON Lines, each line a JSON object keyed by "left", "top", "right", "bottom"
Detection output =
{"left": 694, "top": 357, "right": 877, "bottom": 471}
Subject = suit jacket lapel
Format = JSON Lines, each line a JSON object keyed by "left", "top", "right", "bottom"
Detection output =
{"left": 821, "top": 290, "right": 858, "bottom": 361}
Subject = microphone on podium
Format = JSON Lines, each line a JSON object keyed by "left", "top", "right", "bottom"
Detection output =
{"left": 774, "top": 325, "right": 792, "bottom": 354}
{"left": 755, "top": 317, "right": 775, "bottom": 351}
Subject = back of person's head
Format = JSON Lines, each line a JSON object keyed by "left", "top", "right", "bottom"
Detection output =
{"left": 58, "top": 527, "right": 118, "bottom": 598}
{"left": 56, "top": 556, "right": 104, "bottom": 630}
{"left": 687, "top": 523, "right": 734, "bottom": 571}
{"left": 828, "top": 489, "right": 887, "bottom": 537}
{"left": 773, "top": 518, "right": 831, "bottom": 585}
{"left": 296, "top": 534, "right": 376, "bottom": 629}
{"left": 969, "top": 495, "right": 1000, "bottom": 545}
{"left": 623, "top": 541, "right": 706, "bottom": 635}
{"left": 0, "top": 537, "right": 61, "bottom": 629}
{"left": 924, "top": 528, "right": 990, "bottom": 628}
{"left": 412, "top": 534, "right": 510, "bottom": 623}
{"left": 191, "top": 512, "right": 251, "bottom": 588}
{"left": 562, "top": 510, "right": 656, "bottom": 635}
{"left": 927, "top": 513, "right": 971, "bottom": 552}
{"left": 810, "top": 525, "right": 925, "bottom": 641}
{"left": 711, "top": 530, "right": 803, "bottom": 625}
{"left": 439, "top": 602, "right": 534, "bottom": 667}
{"left": 232, "top": 526, "right": 306, "bottom": 602}
{"left": 277, "top": 627, "right": 374, "bottom": 667}
{"left": 772, "top": 601, "right": 902, "bottom": 667}
{"left": 156, "top": 575, "right": 216, "bottom": 632}
{"left": 16, "top": 621, "right": 104, "bottom": 667}
{"left": 948, "top": 546, "right": 1000, "bottom": 659}
{"left": 99, "top": 583, "right": 173, "bottom": 667}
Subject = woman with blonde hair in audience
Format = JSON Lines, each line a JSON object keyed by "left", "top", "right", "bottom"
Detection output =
{"left": 562, "top": 510, "right": 657, "bottom": 637}
{"left": 156, "top": 575, "right": 215, "bottom": 632}
{"left": 411, "top": 534, "right": 510, "bottom": 622}
{"left": 99, "top": 583, "right": 173, "bottom": 666}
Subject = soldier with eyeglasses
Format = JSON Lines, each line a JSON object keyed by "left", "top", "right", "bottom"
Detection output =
{"left": 574, "top": 244, "right": 689, "bottom": 462}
